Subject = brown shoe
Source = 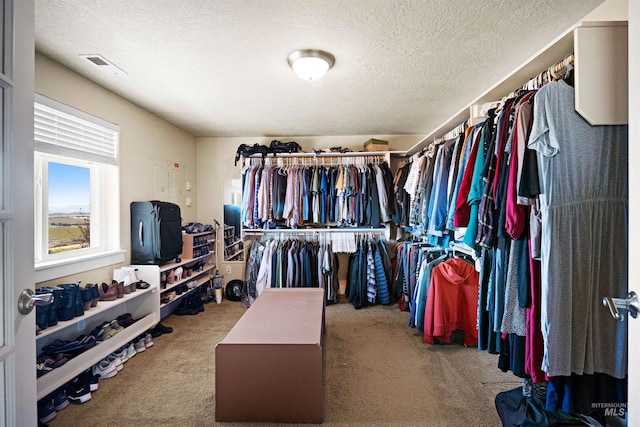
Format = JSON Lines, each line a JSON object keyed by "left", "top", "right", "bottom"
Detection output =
{"left": 98, "top": 282, "right": 118, "bottom": 301}
{"left": 112, "top": 280, "right": 125, "bottom": 298}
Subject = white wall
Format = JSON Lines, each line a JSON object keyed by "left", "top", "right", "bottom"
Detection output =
{"left": 35, "top": 53, "right": 198, "bottom": 285}
{"left": 195, "top": 135, "right": 422, "bottom": 280}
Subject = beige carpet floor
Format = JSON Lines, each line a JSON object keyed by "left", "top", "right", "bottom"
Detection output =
{"left": 48, "top": 297, "right": 519, "bottom": 426}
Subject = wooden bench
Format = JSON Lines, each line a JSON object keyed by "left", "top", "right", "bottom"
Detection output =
{"left": 215, "top": 288, "right": 325, "bottom": 423}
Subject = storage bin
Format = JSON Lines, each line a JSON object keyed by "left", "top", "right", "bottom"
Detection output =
{"left": 364, "top": 138, "right": 388, "bottom": 152}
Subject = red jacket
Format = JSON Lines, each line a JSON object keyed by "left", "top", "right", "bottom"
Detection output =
{"left": 424, "top": 258, "right": 479, "bottom": 346}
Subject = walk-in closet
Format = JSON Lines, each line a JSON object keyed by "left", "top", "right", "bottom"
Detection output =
{"left": 7, "top": 1, "right": 635, "bottom": 426}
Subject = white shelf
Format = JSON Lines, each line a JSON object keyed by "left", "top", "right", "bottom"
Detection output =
{"left": 157, "top": 252, "right": 213, "bottom": 273}
{"left": 135, "top": 249, "right": 214, "bottom": 319}
{"left": 37, "top": 310, "right": 157, "bottom": 400}
{"left": 36, "top": 286, "right": 156, "bottom": 340}
{"left": 160, "top": 263, "right": 214, "bottom": 293}
{"left": 36, "top": 279, "right": 159, "bottom": 401}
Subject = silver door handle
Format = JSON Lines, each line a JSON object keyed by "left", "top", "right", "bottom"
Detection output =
{"left": 602, "top": 291, "right": 638, "bottom": 321}
{"left": 17, "top": 289, "right": 54, "bottom": 315}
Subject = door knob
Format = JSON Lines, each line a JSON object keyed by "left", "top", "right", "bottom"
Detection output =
{"left": 17, "top": 289, "right": 54, "bottom": 315}
{"left": 602, "top": 291, "right": 638, "bottom": 321}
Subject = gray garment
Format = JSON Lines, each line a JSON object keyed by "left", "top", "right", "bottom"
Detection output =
{"left": 529, "top": 200, "right": 542, "bottom": 260}
{"left": 243, "top": 239, "right": 265, "bottom": 308}
{"left": 528, "top": 80, "right": 628, "bottom": 379}
{"left": 501, "top": 239, "right": 527, "bottom": 336}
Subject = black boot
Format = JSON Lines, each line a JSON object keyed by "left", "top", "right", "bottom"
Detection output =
{"left": 55, "top": 285, "right": 75, "bottom": 321}
{"left": 41, "top": 286, "right": 63, "bottom": 327}
{"left": 35, "top": 289, "right": 49, "bottom": 331}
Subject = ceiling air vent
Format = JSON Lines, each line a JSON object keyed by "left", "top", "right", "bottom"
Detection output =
{"left": 79, "top": 54, "right": 127, "bottom": 75}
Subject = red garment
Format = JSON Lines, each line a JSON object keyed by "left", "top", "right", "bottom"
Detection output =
{"left": 525, "top": 237, "right": 547, "bottom": 383}
{"left": 504, "top": 116, "right": 526, "bottom": 239}
{"left": 423, "top": 258, "right": 479, "bottom": 346}
{"left": 453, "top": 129, "right": 481, "bottom": 227}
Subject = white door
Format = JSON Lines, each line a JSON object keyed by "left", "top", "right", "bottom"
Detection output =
{"left": 627, "top": 1, "right": 639, "bottom": 425}
{"left": 2, "top": 0, "right": 36, "bottom": 425}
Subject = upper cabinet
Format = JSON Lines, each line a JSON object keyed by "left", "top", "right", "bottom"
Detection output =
{"left": 574, "top": 22, "right": 628, "bottom": 125}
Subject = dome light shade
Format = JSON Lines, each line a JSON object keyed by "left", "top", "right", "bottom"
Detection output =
{"left": 288, "top": 49, "right": 335, "bottom": 80}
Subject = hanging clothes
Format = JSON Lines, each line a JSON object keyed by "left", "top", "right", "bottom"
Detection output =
{"left": 242, "top": 160, "right": 393, "bottom": 230}
{"left": 528, "top": 80, "right": 628, "bottom": 380}
{"left": 345, "top": 236, "right": 393, "bottom": 309}
{"left": 423, "top": 257, "right": 479, "bottom": 346}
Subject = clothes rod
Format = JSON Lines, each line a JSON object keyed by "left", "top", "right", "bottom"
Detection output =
{"left": 243, "top": 227, "right": 387, "bottom": 234}
{"left": 243, "top": 150, "right": 403, "bottom": 159}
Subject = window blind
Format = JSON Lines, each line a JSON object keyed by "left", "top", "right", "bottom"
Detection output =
{"left": 34, "top": 94, "right": 119, "bottom": 165}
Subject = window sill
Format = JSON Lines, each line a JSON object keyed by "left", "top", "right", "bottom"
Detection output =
{"left": 35, "top": 250, "right": 126, "bottom": 283}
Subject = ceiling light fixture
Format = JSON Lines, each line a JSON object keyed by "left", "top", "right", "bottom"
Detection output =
{"left": 287, "top": 49, "right": 335, "bottom": 81}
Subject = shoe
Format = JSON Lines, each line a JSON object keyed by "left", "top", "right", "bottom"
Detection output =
{"left": 66, "top": 377, "right": 92, "bottom": 404}
{"left": 109, "top": 319, "right": 125, "bottom": 336}
{"left": 55, "top": 284, "right": 76, "bottom": 321}
{"left": 86, "top": 283, "right": 100, "bottom": 307}
{"left": 37, "top": 397, "right": 57, "bottom": 423}
{"left": 98, "top": 282, "right": 118, "bottom": 301}
{"left": 41, "top": 286, "right": 64, "bottom": 327}
{"left": 117, "top": 313, "right": 135, "bottom": 328}
{"left": 133, "top": 337, "right": 146, "bottom": 353}
{"left": 136, "top": 280, "right": 151, "bottom": 290}
{"left": 80, "top": 287, "right": 93, "bottom": 311}
{"left": 143, "top": 333, "right": 154, "bottom": 348}
{"left": 92, "top": 359, "right": 117, "bottom": 379}
{"left": 77, "top": 370, "right": 100, "bottom": 392}
{"left": 58, "top": 283, "right": 84, "bottom": 318}
{"left": 112, "top": 280, "right": 125, "bottom": 298}
{"left": 125, "top": 343, "right": 137, "bottom": 360}
{"left": 35, "top": 289, "right": 50, "bottom": 332}
{"left": 105, "top": 354, "right": 123, "bottom": 372}
{"left": 91, "top": 322, "right": 114, "bottom": 341}
{"left": 148, "top": 327, "right": 163, "bottom": 338}
{"left": 41, "top": 335, "right": 96, "bottom": 355}
{"left": 52, "top": 387, "right": 70, "bottom": 411}
{"left": 174, "top": 266, "right": 183, "bottom": 282}
{"left": 113, "top": 346, "right": 128, "bottom": 363}
{"left": 155, "top": 323, "right": 173, "bottom": 334}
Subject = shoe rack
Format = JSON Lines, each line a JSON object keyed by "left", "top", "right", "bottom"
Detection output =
{"left": 36, "top": 283, "right": 160, "bottom": 400}
{"left": 135, "top": 230, "right": 216, "bottom": 319}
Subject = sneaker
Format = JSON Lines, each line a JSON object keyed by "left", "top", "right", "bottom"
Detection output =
{"left": 114, "top": 346, "right": 129, "bottom": 363}
{"left": 66, "top": 378, "right": 92, "bottom": 404}
{"left": 109, "top": 320, "right": 125, "bottom": 336}
{"left": 77, "top": 370, "right": 100, "bottom": 392}
{"left": 37, "top": 397, "right": 56, "bottom": 423}
{"left": 52, "top": 387, "right": 69, "bottom": 411}
{"left": 125, "top": 342, "right": 137, "bottom": 360}
{"left": 133, "top": 337, "right": 146, "bottom": 353}
{"left": 143, "top": 333, "right": 154, "bottom": 348}
{"left": 105, "top": 354, "right": 123, "bottom": 372}
{"left": 91, "top": 321, "right": 114, "bottom": 341}
{"left": 92, "top": 359, "right": 117, "bottom": 379}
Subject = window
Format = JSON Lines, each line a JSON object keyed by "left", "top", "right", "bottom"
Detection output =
{"left": 34, "top": 94, "right": 123, "bottom": 281}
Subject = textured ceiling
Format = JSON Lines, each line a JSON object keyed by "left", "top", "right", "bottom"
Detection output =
{"left": 35, "top": 0, "right": 604, "bottom": 138}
